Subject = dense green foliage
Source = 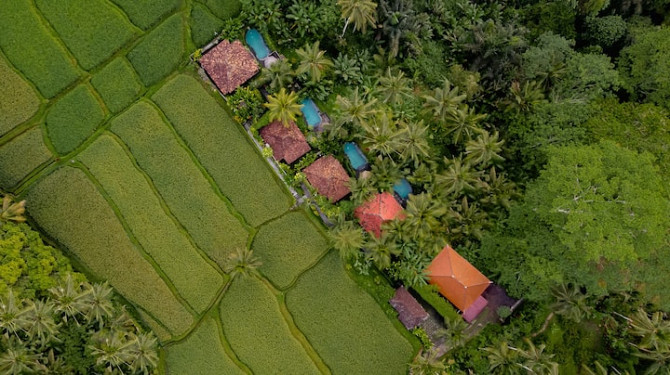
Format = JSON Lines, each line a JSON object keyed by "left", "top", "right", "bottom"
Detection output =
{"left": 79, "top": 135, "right": 225, "bottom": 312}
{"left": 152, "top": 74, "right": 292, "bottom": 226}
{"left": 127, "top": 14, "right": 185, "bottom": 86}
{"left": 251, "top": 211, "right": 329, "bottom": 289}
{"left": 110, "top": 101, "right": 249, "bottom": 267}
{"left": 44, "top": 85, "right": 105, "bottom": 155}
{"left": 90, "top": 58, "right": 143, "bottom": 114}
{"left": 0, "top": 128, "right": 51, "bottom": 190}
{"left": 109, "top": 0, "right": 181, "bottom": 30}
{"left": 220, "top": 277, "right": 320, "bottom": 374}
{"left": 0, "top": 1, "right": 80, "bottom": 98}
{"left": 0, "top": 57, "right": 40, "bottom": 135}
{"left": 286, "top": 251, "right": 414, "bottom": 374}
{"left": 25, "top": 166, "right": 194, "bottom": 336}
{"left": 35, "top": 0, "right": 136, "bottom": 70}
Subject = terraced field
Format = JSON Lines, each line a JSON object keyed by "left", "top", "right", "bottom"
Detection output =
{"left": 0, "top": 1, "right": 415, "bottom": 374}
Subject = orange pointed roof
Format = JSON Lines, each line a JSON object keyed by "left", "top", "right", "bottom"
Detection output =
{"left": 354, "top": 192, "right": 405, "bottom": 237}
{"left": 426, "top": 245, "right": 491, "bottom": 311}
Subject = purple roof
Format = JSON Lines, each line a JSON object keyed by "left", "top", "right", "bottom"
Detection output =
{"left": 389, "top": 286, "right": 429, "bottom": 330}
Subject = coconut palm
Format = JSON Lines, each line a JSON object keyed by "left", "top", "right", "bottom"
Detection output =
{"left": 364, "top": 233, "right": 399, "bottom": 269}
{"left": 370, "top": 157, "right": 401, "bottom": 192}
{"left": 439, "top": 316, "right": 469, "bottom": 348}
{"left": 295, "top": 41, "right": 333, "bottom": 83}
{"left": 446, "top": 197, "right": 488, "bottom": 243}
{"left": 24, "top": 300, "right": 58, "bottom": 344}
{"left": 223, "top": 248, "right": 262, "bottom": 279}
{"left": 90, "top": 331, "right": 135, "bottom": 373}
{"left": 550, "top": 284, "right": 594, "bottom": 324}
{"left": 504, "top": 80, "right": 545, "bottom": 114}
{"left": 0, "top": 344, "right": 44, "bottom": 375}
{"left": 128, "top": 333, "right": 159, "bottom": 374}
{"left": 85, "top": 282, "right": 115, "bottom": 328}
{"left": 49, "top": 274, "right": 89, "bottom": 324}
{"left": 397, "top": 120, "right": 430, "bottom": 166}
{"left": 444, "top": 105, "right": 486, "bottom": 144}
{"left": 258, "top": 59, "right": 294, "bottom": 93}
{"left": 1, "top": 196, "right": 26, "bottom": 223}
{"left": 409, "top": 348, "right": 445, "bottom": 375}
{"left": 360, "top": 111, "right": 404, "bottom": 157}
{"left": 634, "top": 347, "right": 670, "bottom": 375}
{"left": 329, "top": 221, "right": 364, "bottom": 260}
{"left": 348, "top": 176, "right": 374, "bottom": 205}
{"left": 477, "top": 167, "right": 517, "bottom": 211}
{"left": 582, "top": 361, "right": 630, "bottom": 375}
{"left": 628, "top": 308, "right": 670, "bottom": 352}
{"left": 436, "top": 158, "right": 483, "bottom": 197}
{"left": 335, "top": 88, "right": 378, "bottom": 129}
{"left": 264, "top": 88, "right": 303, "bottom": 127}
{"left": 465, "top": 130, "right": 505, "bottom": 167}
{"left": 515, "top": 338, "right": 558, "bottom": 374}
{"left": 337, "top": 0, "right": 377, "bottom": 35}
{"left": 403, "top": 193, "right": 446, "bottom": 240}
{"left": 422, "top": 79, "right": 466, "bottom": 122}
{"left": 377, "top": 67, "right": 412, "bottom": 105}
{"left": 0, "top": 290, "right": 32, "bottom": 338}
{"left": 483, "top": 341, "right": 521, "bottom": 375}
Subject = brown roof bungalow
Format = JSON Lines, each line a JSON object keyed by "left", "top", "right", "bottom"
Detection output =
{"left": 354, "top": 192, "right": 405, "bottom": 238}
{"left": 199, "top": 40, "right": 259, "bottom": 94}
{"left": 259, "top": 120, "right": 311, "bottom": 164}
{"left": 389, "top": 286, "right": 429, "bottom": 330}
{"left": 303, "top": 156, "right": 350, "bottom": 202}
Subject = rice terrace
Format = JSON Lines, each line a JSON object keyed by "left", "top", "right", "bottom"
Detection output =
{"left": 0, "top": 0, "right": 414, "bottom": 373}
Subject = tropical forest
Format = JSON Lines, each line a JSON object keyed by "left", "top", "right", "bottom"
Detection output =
{"left": 0, "top": 0, "right": 669, "bottom": 374}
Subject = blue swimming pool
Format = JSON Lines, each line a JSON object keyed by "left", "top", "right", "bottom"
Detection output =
{"left": 393, "top": 179, "right": 412, "bottom": 199}
{"left": 344, "top": 142, "right": 368, "bottom": 171}
{"left": 245, "top": 29, "right": 269, "bottom": 60}
{"left": 300, "top": 98, "right": 322, "bottom": 129}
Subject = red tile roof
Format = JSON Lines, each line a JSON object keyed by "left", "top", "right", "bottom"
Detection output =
{"left": 426, "top": 245, "right": 491, "bottom": 311}
{"left": 259, "top": 120, "right": 311, "bottom": 164}
{"left": 303, "top": 156, "right": 351, "bottom": 202}
{"left": 200, "top": 40, "right": 259, "bottom": 94}
{"left": 354, "top": 192, "right": 405, "bottom": 237}
{"left": 389, "top": 286, "right": 429, "bottom": 330}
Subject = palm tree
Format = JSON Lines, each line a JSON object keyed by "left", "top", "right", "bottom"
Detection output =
{"left": 335, "top": 88, "right": 378, "bottom": 129}
{"left": 360, "top": 111, "right": 404, "bottom": 157}
{"left": 422, "top": 79, "right": 466, "bottom": 122}
{"left": 90, "top": 331, "right": 135, "bottom": 373}
{"left": 329, "top": 221, "right": 364, "bottom": 260}
{"left": 0, "top": 344, "right": 44, "bottom": 375}
{"left": 634, "top": 347, "right": 670, "bottom": 375}
{"left": 439, "top": 316, "right": 469, "bottom": 348}
{"left": 377, "top": 68, "right": 412, "bottom": 105}
{"left": 504, "top": 81, "right": 545, "bottom": 114}
{"left": 436, "top": 158, "right": 483, "bottom": 197}
{"left": 337, "top": 0, "right": 377, "bottom": 35}
{"left": 515, "top": 338, "right": 559, "bottom": 374}
{"left": 550, "top": 283, "right": 593, "bottom": 324}
{"left": 403, "top": 193, "right": 446, "bottom": 240}
{"left": 0, "top": 290, "right": 32, "bottom": 338}
{"left": 582, "top": 361, "right": 630, "bottom": 375}
{"left": 364, "top": 233, "right": 399, "bottom": 269}
{"left": 446, "top": 197, "right": 488, "bottom": 243}
{"left": 444, "top": 105, "right": 487, "bottom": 144}
{"left": 397, "top": 120, "right": 430, "bottom": 166}
{"left": 628, "top": 308, "right": 670, "bottom": 352}
{"left": 49, "top": 274, "right": 89, "bottom": 324}
{"left": 295, "top": 41, "right": 333, "bottom": 83}
{"left": 258, "top": 59, "right": 294, "bottom": 93}
{"left": 409, "top": 348, "right": 445, "bottom": 375}
{"left": 348, "top": 176, "right": 374, "bottom": 205}
{"left": 465, "top": 130, "right": 505, "bottom": 167}
{"left": 85, "top": 282, "right": 115, "bottom": 328}
{"left": 477, "top": 167, "right": 517, "bottom": 211}
{"left": 1, "top": 196, "right": 26, "bottom": 223}
{"left": 223, "top": 248, "right": 262, "bottom": 279}
{"left": 370, "top": 157, "right": 401, "bottom": 192}
{"left": 24, "top": 299, "right": 58, "bottom": 345}
{"left": 264, "top": 88, "right": 303, "bottom": 127}
{"left": 483, "top": 341, "right": 521, "bottom": 375}
{"left": 128, "top": 333, "right": 159, "bottom": 374}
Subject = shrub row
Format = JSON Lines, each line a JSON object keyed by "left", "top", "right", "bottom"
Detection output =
{"left": 127, "top": 14, "right": 184, "bottom": 86}
{"left": 0, "top": 128, "right": 51, "bottom": 190}
{"left": 110, "top": 0, "right": 181, "bottom": 30}
{"left": 91, "top": 57, "right": 143, "bottom": 114}
{"left": 35, "top": 0, "right": 136, "bottom": 70}
{"left": 25, "top": 166, "right": 194, "bottom": 336}
{"left": 79, "top": 134, "right": 225, "bottom": 313}
{"left": 110, "top": 102, "right": 249, "bottom": 267}
{"left": 165, "top": 317, "right": 244, "bottom": 375}
{"left": 152, "top": 75, "right": 291, "bottom": 226}
{"left": 0, "top": 57, "right": 41, "bottom": 135}
{"left": 286, "top": 251, "right": 414, "bottom": 375}
{"left": 220, "top": 277, "right": 319, "bottom": 374}
{"left": 0, "top": 1, "right": 80, "bottom": 98}
{"left": 45, "top": 84, "right": 105, "bottom": 155}
{"left": 252, "top": 211, "right": 330, "bottom": 289}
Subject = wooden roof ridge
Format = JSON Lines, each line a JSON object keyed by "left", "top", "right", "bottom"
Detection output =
{"left": 199, "top": 39, "right": 259, "bottom": 94}
{"left": 303, "top": 155, "right": 351, "bottom": 202}
{"left": 259, "top": 120, "right": 310, "bottom": 164}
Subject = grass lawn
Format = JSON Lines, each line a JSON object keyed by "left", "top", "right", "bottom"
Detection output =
{"left": 0, "top": 56, "right": 41, "bottom": 135}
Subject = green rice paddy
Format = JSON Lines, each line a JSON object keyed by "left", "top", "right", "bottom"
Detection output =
{"left": 0, "top": 1, "right": 416, "bottom": 373}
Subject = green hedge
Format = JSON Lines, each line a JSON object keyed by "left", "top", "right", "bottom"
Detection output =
{"left": 110, "top": 0, "right": 181, "bottom": 30}
{"left": 201, "top": 0, "right": 242, "bottom": 19}
{"left": 25, "top": 166, "right": 194, "bottom": 336}
{"left": 0, "top": 57, "right": 41, "bottom": 135}
{"left": 152, "top": 75, "right": 291, "bottom": 226}
{"left": 45, "top": 84, "right": 105, "bottom": 155}
{"left": 35, "top": 0, "right": 136, "bottom": 70}
{"left": 0, "top": 128, "right": 51, "bottom": 190}
{"left": 165, "top": 317, "right": 244, "bottom": 375}
{"left": 220, "top": 277, "right": 319, "bottom": 374}
{"left": 190, "top": 3, "right": 223, "bottom": 47}
{"left": 110, "top": 102, "right": 249, "bottom": 267}
{"left": 252, "top": 211, "right": 329, "bottom": 289}
{"left": 127, "top": 14, "right": 184, "bottom": 86}
{"left": 91, "top": 57, "right": 143, "bottom": 114}
{"left": 286, "top": 251, "right": 414, "bottom": 375}
{"left": 79, "top": 134, "right": 225, "bottom": 312}
{"left": 413, "top": 284, "right": 461, "bottom": 321}
{"left": 0, "top": 1, "right": 80, "bottom": 98}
